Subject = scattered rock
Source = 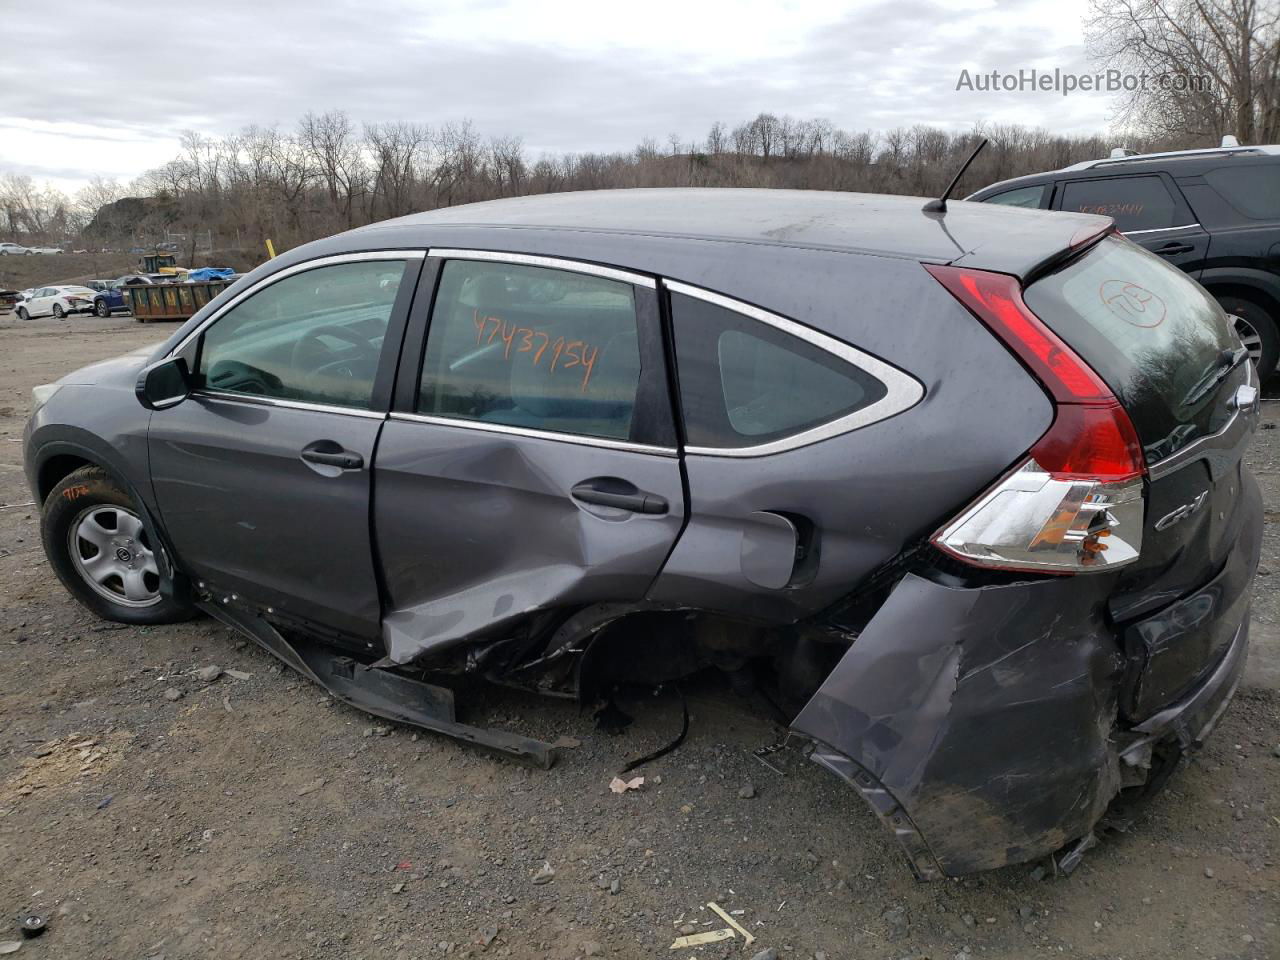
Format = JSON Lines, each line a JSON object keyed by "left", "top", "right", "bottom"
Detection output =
{"left": 163, "top": 688, "right": 183, "bottom": 702}
{"left": 678, "top": 923, "right": 697, "bottom": 935}
{"left": 1018, "top": 905, "right": 1034, "bottom": 920}
{"left": 297, "top": 778, "right": 327, "bottom": 797}
{"left": 882, "top": 905, "right": 908, "bottom": 939}
{"left": 750, "top": 949, "right": 778, "bottom": 960}
{"left": 479, "top": 924, "right": 498, "bottom": 946}
{"left": 609, "top": 878, "right": 621, "bottom": 895}
{"left": 962, "top": 913, "right": 976, "bottom": 928}
{"left": 195, "top": 665, "right": 222, "bottom": 683}
{"left": 1204, "top": 865, "right": 1215, "bottom": 878}
{"left": 738, "top": 784, "right": 757, "bottom": 800}
{"left": 552, "top": 736, "right": 581, "bottom": 749}
{"left": 581, "top": 941, "right": 602, "bottom": 956}
{"left": 392, "top": 882, "right": 406, "bottom": 894}
{"left": 225, "top": 669, "right": 252, "bottom": 681}
{"left": 531, "top": 861, "right": 555, "bottom": 885}
{"left": 1029, "top": 865, "right": 1048, "bottom": 882}
{"left": 0, "top": 943, "right": 20, "bottom": 955}
{"left": 1273, "top": 743, "right": 1280, "bottom": 758}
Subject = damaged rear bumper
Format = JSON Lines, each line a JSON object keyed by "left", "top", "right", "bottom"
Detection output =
{"left": 791, "top": 564, "right": 1253, "bottom": 880}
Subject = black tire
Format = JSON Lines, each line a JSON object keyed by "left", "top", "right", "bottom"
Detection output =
{"left": 94, "top": 299, "right": 110, "bottom": 318}
{"left": 52, "top": 304, "right": 65, "bottom": 320}
{"left": 42, "top": 466, "right": 197, "bottom": 625}
{"left": 1217, "top": 295, "right": 1279, "bottom": 379}
{"left": 16, "top": 307, "right": 28, "bottom": 321}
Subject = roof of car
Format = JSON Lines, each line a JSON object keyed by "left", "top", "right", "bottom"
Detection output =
{"left": 969, "top": 145, "right": 1279, "bottom": 199}
{"left": 347, "top": 188, "right": 1108, "bottom": 276}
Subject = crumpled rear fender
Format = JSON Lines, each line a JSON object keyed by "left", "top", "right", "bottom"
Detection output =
{"left": 792, "top": 571, "right": 1125, "bottom": 878}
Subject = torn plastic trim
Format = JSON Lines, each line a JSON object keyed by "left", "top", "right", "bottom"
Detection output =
{"left": 808, "top": 743, "right": 945, "bottom": 881}
{"left": 199, "top": 601, "right": 559, "bottom": 767}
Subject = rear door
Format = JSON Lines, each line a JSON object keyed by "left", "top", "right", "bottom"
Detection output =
{"left": 1055, "top": 174, "right": 1211, "bottom": 275}
{"left": 373, "top": 251, "right": 684, "bottom": 664}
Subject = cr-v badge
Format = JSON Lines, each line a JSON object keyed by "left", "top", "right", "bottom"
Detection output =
{"left": 1154, "top": 490, "right": 1209, "bottom": 531}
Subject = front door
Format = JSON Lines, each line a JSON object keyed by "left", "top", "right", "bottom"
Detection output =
{"left": 373, "top": 252, "right": 685, "bottom": 664}
{"left": 148, "top": 253, "right": 421, "bottom": 644}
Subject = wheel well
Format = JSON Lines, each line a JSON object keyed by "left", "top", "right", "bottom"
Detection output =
{"left": 1202, "top": 282, "right": 1280, "bottom": 323}
{"left": 38, "top": 455, "right": 93, "bottom": 503}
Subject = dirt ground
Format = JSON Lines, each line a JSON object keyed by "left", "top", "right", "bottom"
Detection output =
{"left": 1, "top": 312, "right": 1278, "bottom": 960}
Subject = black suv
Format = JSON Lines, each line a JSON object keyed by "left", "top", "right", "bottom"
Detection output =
{"left": 968, "top": 143, "right": 1280, "bottom": 377}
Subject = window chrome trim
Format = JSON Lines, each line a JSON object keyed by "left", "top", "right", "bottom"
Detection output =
{"left": 429, "top": 248, "right": 656, "bottom": 288}
{"left": 664, "top": 280, "right": 925, "bottom": 458}
{"left": 168, "top": 250, "right": 426, "bottom": 358}
{"left": 1124, "top": 223, "right": 1202, "bottom": 236}
{"left": 195, "top": 389, "right": 388, "bottom": 420}
{"left": 389, "top": 412, "right": 677, "bottom": 456}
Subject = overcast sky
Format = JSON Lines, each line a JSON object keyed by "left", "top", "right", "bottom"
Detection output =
{"left": 0, "top": 0, "right": 1111, "bottom": 196}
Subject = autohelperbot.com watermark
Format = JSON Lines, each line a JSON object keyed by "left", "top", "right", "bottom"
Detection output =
{"left": 955, "top": 68, "right": 1211, "bottom": 96}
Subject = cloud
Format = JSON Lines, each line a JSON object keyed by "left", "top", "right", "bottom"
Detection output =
{"left": 0, "top": 0, "right": 1114, "bottom": 191}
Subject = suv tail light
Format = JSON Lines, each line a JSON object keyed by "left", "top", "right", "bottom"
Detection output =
{"left": 925, "top": 265, "right": 1147, "bottom": 574}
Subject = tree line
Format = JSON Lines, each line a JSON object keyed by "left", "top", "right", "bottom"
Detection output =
{"left": 3, "top": 116, "right": 1183, "bottom": 260}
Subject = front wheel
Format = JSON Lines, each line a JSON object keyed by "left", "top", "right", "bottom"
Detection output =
{"left": 1217, "top": 295, "right": 1278, "bottom": 379}
{"left": 42, "top": 467, "right": 197, "bottom": 625}
{"left": 16, "top": 307, "right": 28, "bottom": 321}
{"left": 94, "top": 299, "right": 110, "bottom": 317}
{"left": 52, "top": 304, "right": 65, "bottom": 320}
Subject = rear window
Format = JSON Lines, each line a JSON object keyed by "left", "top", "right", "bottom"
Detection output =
{"left": 1203, "top": 164, "right": 1280, "bottom": 220}
{"left": 1024, "top": 235, "right": 1236, "bottom": 461}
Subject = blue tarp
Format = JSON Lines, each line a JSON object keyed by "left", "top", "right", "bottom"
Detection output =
{"left": 185, "top": 267, "right": 235, "bottom": 282}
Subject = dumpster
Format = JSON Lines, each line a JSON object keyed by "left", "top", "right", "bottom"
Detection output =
{"left": 125, "top": 279, "right": 233, "bottom": 322}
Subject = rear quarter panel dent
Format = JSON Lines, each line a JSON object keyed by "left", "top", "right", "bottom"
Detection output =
{"left": 793, "top": 572, "right": 1124, "bottom": 875}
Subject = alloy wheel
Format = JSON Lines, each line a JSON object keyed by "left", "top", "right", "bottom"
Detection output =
{"left": 1232, "top": 313, "right": 1264, "bottom": 366}
{"left": 67, "top": 505, "right": 162, "bottom": 607}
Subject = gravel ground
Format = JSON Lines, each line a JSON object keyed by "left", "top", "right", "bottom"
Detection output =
{"left": 1, "top": 313, "right": 1278, "bottom": 960}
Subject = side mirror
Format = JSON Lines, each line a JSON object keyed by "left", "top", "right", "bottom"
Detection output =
{"left": 136, "top": 356, "right": 192, "bottom": 410}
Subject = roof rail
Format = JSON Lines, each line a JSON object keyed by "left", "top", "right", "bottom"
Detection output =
{"left": 1060, "top": 142, "right": 1279, "bottom": 172}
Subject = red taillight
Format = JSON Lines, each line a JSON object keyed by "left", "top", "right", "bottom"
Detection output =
{"left": 1030, "top": 403, "right": 1144, "bottom": 482}
{"left": 925, "top": 264, "right": 1146, "bottom": 483}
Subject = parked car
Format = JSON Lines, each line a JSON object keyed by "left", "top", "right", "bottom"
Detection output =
{"left": 968, "top": 139, "right": 1280, "bottom": 377}
{"left": 23, "top": 189, "right": 1261, "bottom": 880}
{"left": 89, "top": 280, "right": 128, "bottom": 317}
{"left": 15, "top": 285, "right": 97, "bottom": 320}
{"left": 0, "top": 289, "right": 19, "bottom": 314}
{"left": 0, "top": 242, "right": 31, "bottom": 255}
{"left": 27, "top": 245, "right": 65, "bottom": 255}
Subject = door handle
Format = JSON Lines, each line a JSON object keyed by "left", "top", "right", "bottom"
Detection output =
{"left": 301, "top": 443, "right": 364, "bottom": 469}
{"left": 1155, "top": 242, "right": 1195, "bottom": 256}
{"left": 571, "top": 480, "right": 668, "bottom": 514}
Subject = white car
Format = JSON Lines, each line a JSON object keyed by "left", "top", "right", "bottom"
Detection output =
{"left": 28, "top": 245, "right": 65, "bottom": 255}
{"left": 0, "top": 242, "right": 32, "bottom": 255}
{"left": 15, "top": 285, "right": 96, "bottom": 320}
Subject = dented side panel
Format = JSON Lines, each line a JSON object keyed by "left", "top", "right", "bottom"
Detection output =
{"left": 373, "top": 418, "right": 685, "bottom": 663}
{"left": 792, "top": 572, "right": 1126, "bottom": 875}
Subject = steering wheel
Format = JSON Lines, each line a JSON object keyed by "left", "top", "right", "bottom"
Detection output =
{"left": 289, "top": 323, "right": 377, "bottom": 378}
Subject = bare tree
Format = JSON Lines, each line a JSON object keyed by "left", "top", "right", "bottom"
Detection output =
{"left": 1087, "top": 0, "right": 1280, "bottom": 142}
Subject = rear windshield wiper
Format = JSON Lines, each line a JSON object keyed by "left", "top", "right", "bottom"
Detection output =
{"left": 1181, "top": 346, "right": 1248, "bottom": 408}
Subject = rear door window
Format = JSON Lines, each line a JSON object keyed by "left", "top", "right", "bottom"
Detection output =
{"left": 418, "top": 260, "right": 642, "bottom": 441}
{"left": 1060, "top": 176, "right": 1180, "bottom": 231}
{"left": 670, "top": 291, "right": 889, "bottom": 450}
{"left": 1024, "top": 235, "right": 1236, "bottom": 461}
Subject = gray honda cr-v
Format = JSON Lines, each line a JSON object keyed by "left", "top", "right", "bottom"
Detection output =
{"left": 24, "top": 189, "right": 1262, "bottom": 879}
